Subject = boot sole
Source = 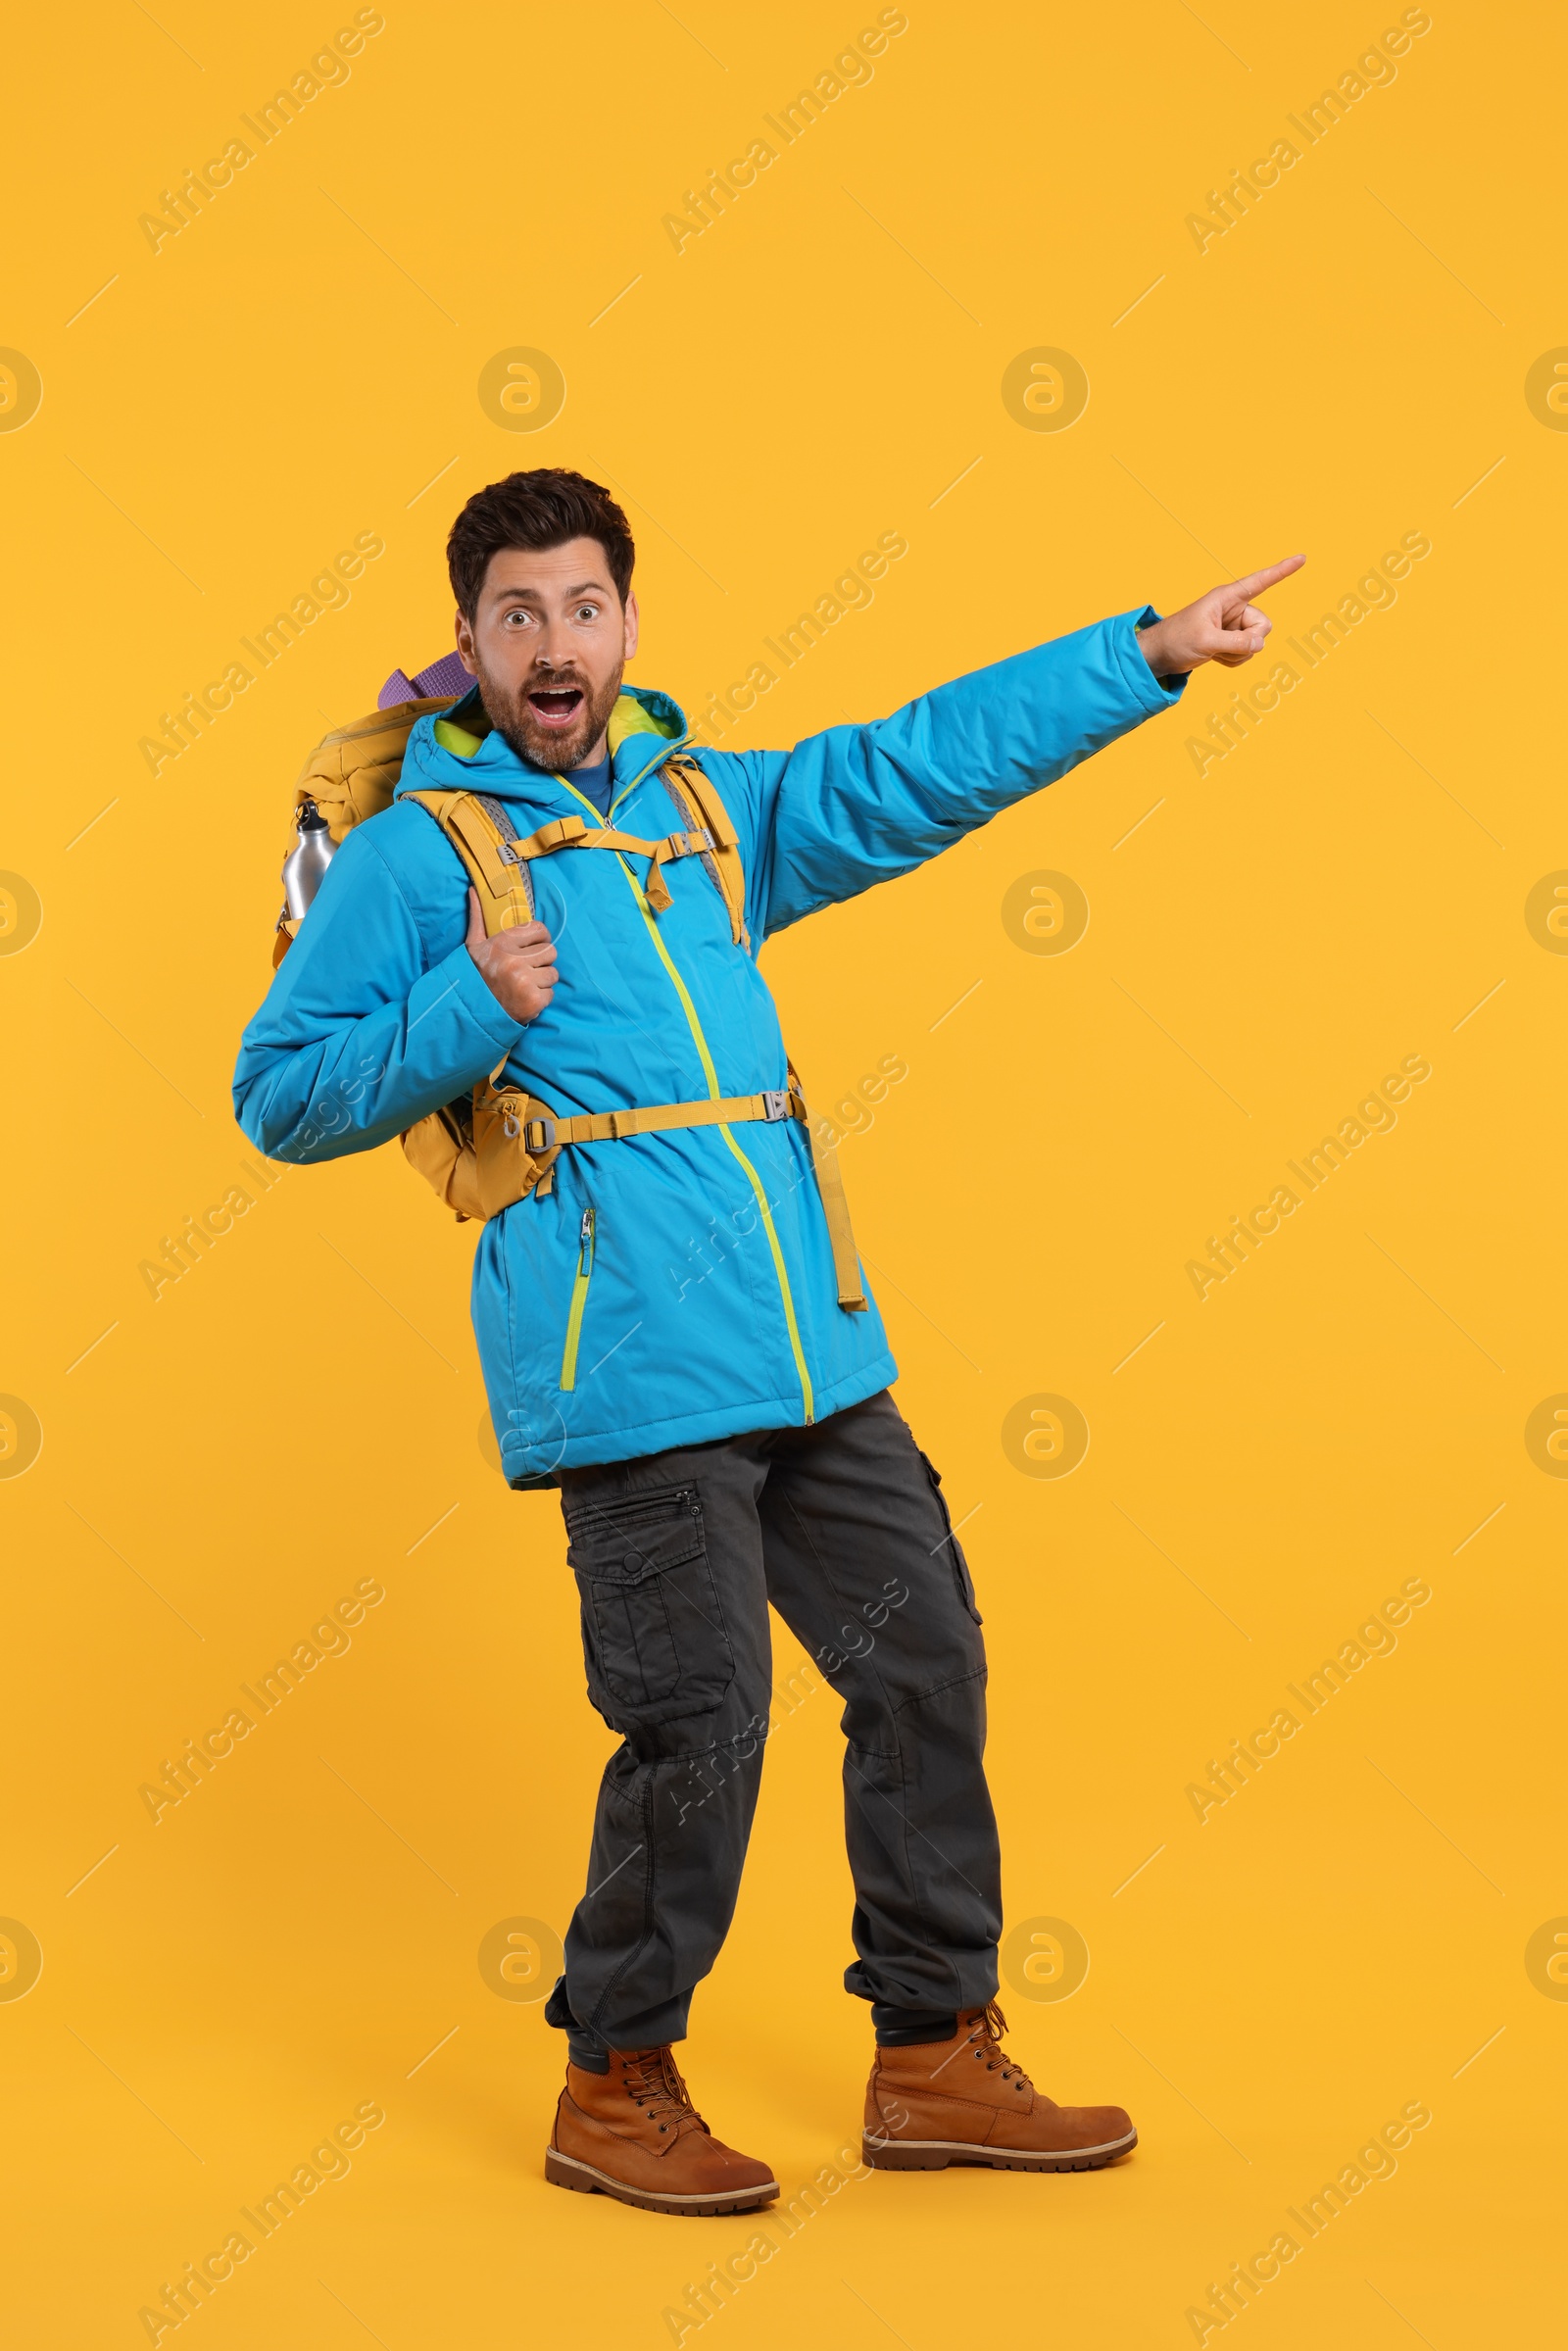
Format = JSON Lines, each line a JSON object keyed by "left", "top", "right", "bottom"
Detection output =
{"left": 862, "top": 2128, "right": 1137, "bottom": 2174}
{"left": 545, "top": 2146, "right": 779, "bottom": 2216}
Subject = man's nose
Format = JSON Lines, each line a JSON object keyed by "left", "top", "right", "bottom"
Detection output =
{"left": 533, "top": 624, "right": 575, "bottom": 669}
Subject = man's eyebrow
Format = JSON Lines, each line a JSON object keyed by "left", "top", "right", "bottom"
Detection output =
{"left": 489, "top": 578, "right": 610, "bottom": 602}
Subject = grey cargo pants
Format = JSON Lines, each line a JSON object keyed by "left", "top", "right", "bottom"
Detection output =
{"left": 543, "top": 1390, "right": 1004, "bottom": 2058}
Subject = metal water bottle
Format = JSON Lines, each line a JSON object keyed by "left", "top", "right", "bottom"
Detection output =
{"left": 282, "top": 798, "right": 335, "bottom": 920}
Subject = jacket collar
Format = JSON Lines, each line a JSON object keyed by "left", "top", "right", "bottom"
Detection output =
{"left": 395, "top": 684, "right": 690, "bottom": 818}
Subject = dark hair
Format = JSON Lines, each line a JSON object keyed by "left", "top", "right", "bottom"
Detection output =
{"left": 446, "top": 468, "right": 635, "bottom": 616}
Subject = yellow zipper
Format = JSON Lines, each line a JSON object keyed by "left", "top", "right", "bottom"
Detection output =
{"left": 548, "top": 761, "right": 815, "bottom": 1424}
{"left": 597, "top": 843, "right": 815, "bottom": 1426}
{"left": 713, "top": 1129, "right": 815, "bottom": 1426}
{"left": 555, "top": 741, "right": 684, "bottom": 827}
{"left": 560, "top": 1206, "right": 596, "bottom": 1392}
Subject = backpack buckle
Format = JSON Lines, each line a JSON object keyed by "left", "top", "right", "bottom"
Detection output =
{"left": 760, "top": 1090, "right": 791, "bottom": 1122}
{"left": 523, "top": 1116, "right": 556, "bottom": 1151}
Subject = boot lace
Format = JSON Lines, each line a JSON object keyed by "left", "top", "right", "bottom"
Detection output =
{"left": 965, "top": 2001, "right": 1034, "bottom": 2092}
{"left": 621, "top": 2046, "right": 702, "bottom": 2134}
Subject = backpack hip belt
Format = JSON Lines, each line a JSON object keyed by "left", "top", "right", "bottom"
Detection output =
{"left": 409, "top": 1062, "right": 865, "bottom": 1312}
{"left": 508, "top": 1083, "right": 802, "bottom": 1153}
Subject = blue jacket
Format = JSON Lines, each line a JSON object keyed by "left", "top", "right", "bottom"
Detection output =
{"left": 233, "top": 612, "right": 1183, "bottom": 1481}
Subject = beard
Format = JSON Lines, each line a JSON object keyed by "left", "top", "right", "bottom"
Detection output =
{"left": 471, "top": 654, "right": 624, "bottom": 772}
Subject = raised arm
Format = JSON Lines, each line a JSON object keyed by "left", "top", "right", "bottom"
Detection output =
{"left": 739, "top": 558, "right": 1303, "bottom": 940}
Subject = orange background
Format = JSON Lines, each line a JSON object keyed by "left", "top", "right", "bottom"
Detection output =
{"left": 3, "top": 0, "right": 1565, "bottom": 2342}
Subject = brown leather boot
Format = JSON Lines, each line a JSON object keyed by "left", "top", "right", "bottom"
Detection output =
{"left": 546, "top": 2044, "right": 778, "bottom": 2216}
{"left": 863, "top": 2003, "right": 1137, "bottom": 2173}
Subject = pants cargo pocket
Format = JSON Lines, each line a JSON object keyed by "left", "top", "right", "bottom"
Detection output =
{"left": 918, "top": 1447, "right": 983, "bottom": 1626}
{"left": 564, "top": 1484, "right": 736, "bottom": 1728}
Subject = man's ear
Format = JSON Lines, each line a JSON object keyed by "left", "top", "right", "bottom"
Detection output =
{"left": 455, "top": 608, "right": 478, "bottom": 676}
{"left": 622, "top": 590, "right": 640, "bottom": 663}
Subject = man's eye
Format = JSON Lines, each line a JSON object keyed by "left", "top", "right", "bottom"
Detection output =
{"left": 574, "top": 605, "right": 599, "bottom": 621}
{"left": 503, "top": 610, "right": 534, "bottom": 626}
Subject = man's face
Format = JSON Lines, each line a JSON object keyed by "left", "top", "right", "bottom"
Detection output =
{"left": 455, "top": 536, "right": 639, "bottom": 770}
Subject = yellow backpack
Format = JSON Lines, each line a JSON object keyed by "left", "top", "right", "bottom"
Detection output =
{"left": 272, "top": 699, "right": 865, "bottom": 1308}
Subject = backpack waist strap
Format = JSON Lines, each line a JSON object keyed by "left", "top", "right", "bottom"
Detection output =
{"left": 485, "top": 1078, "right": 865, "bottom": 1310}
{"left": 504, "top": 1085, "right": 805, "bottom": 1153}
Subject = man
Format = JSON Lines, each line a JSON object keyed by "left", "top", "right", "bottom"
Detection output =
{"left": 234, "top": 469, "right": 1300, "bottom": 2216}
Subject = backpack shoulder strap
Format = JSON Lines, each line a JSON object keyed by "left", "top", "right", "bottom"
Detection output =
{"left": 661, "top": 756, "right": 750, "bottom": 949}
{"left": 402, "top": 789, "right": 536, "bottom": 933}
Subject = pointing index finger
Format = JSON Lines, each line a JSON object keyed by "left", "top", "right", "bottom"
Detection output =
{"left": 1228, "top": 554, "right": 1305, "bottom": 601}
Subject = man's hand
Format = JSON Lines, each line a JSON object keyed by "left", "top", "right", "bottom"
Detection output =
{"left": 1137, "top": 555, "right": 1305, "bottom": 677}
{"left": 465, "top": 888, "right": 559, "bottom": 1023}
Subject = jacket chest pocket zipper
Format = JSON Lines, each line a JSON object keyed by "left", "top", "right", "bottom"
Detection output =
{"left": 559, "top": 1207, "right": 597, "bottom": 1392}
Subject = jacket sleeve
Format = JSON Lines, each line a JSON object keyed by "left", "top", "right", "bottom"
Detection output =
{"left": 739, "top": 609, "right": 1185, "bottom": 939}
{"left": 231, "top": 820, "right": 526, "bottom": 1162}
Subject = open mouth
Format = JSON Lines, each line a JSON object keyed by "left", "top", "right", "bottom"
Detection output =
{"left": 527, "top": 685, "right": 585, "bottom": 730}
